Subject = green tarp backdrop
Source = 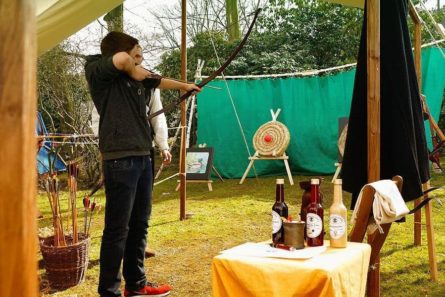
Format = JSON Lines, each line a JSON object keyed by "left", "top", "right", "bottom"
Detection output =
{"left": 197, "top": 47, "right": 445, "bottom": 179}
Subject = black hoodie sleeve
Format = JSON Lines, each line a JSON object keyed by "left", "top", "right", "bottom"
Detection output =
{"left": 142, "top": 77, "right": 161, "bottom": 90}
{"left": 85, "top": 55, "right": 121, "bottom": 91}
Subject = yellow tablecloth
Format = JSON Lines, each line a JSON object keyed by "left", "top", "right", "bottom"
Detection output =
{"left": 212, "top": 241, "right": 371, "bottom": 297}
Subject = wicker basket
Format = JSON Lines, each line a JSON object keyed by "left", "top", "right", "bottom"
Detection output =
{"left": 39, "top": 233, "right": 90, "bottom": 290}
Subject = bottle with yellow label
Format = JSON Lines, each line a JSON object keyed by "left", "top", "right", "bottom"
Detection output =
{"left": 329, "top": 179, "right": 347, "bottom": 248}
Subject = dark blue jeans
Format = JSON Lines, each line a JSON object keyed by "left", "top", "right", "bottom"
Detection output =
{"left": 98, "top": 155, "right": 153, "bottom": 297}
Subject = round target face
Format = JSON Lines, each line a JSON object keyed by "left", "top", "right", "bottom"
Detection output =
{"left": 253, "top": 121, "right": 290, "bottom": 156}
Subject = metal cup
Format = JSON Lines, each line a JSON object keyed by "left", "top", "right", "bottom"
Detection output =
{"left": 284, "top": 221, "right": 306, "bottom": 249}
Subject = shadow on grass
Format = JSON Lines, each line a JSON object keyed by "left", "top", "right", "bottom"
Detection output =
{"left": 381, "top": 260, "right": 445, "bottom": 297}
{"left": 152, "top": 175, "right": 320, "bottom": 204}
{"left": 382, "top": 261, "right": 431, "bottom": 276}
{"left": 88, "top": 258, "right": 100, "bottom": 269}
{"left": 150, "top": 219, "right": 179, "bottom": 227}
{"left": 38, "top": 258, "right": 45, "bottom": 269}
{"left": 380, "top": 243, "right": 416, "bottom": 257}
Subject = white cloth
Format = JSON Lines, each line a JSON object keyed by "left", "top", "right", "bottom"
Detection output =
{"left": 90, "top": 89, "right": 169, "bottom": 151}
{"left": 147, "top": 89, "right": 169, "bottom": 151}
{"left": 351, "top": 180, "right": 410, "bottom": 234}
{"left": 90, "top": 102, "right": 100, "bottom": 137}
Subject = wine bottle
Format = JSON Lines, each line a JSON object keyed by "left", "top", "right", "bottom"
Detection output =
{"left": 272, "top": 179, "right": 288, "bottom": 244}
{"left": 306, "top": 178, "right": 324, "bottom": 246}
{"left": 329, "top": 179, "right": 348, "bottom": 248}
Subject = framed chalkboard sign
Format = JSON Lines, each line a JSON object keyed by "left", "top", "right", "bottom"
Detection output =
{"left": 186, "top": 147, "right": 214, "bottom": 180}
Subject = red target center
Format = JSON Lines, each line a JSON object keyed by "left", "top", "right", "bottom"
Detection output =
{"left": 264, "top": 134, "right": 273, "bottom": 143}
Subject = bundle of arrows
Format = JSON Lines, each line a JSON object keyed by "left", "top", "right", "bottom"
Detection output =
{"left": 83, "top": 178, "right": 103, "bottom": 235}
{"left": 43, "top": 173, "right": 66, "bottom": 247}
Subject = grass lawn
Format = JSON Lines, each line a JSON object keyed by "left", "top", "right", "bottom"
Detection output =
{"left": 37, "top": 167, "right": 445, "bottom": 297}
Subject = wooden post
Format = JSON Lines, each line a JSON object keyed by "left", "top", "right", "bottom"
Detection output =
{"left": 0, "top": 0, "right": 38, "bottom": 296}
{"left": 367, "top": 0, "right": 381, "bottom": 184}
{"left": 409, "top": 3, "right": 439, "bottom": 281}
{"left": 410, "top": 3, "right": 422, "bottom": 88}
{"left": 423, "top": 182, "right": 439, "bottom": 281}
{"left": 179, "top": 0, "right": 187, "bottom": 220}
{"left": 367, "top": 0, "right": 381, "bottom": 296}
{"left": 409, "top": 1, "right": 423, "bottom": 247}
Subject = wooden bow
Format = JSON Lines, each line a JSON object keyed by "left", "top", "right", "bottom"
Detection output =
{"left": 148, "top": 8, "right": 261, "bottom": 120}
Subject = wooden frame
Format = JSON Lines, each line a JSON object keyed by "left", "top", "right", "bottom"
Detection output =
{"left": 349, "top": 176, "right": 403, "bottom": 297}
{"left": 185, "top": 147, "right": 214, "bottom": 180}
{"left": 364, "top": 3, "right": 438, "bottom": 295}
{"left": 409, "top": 2, "right": 438, "bottom": 282}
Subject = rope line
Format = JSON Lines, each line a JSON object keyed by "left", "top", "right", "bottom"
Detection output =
{"left": 209, "top": 36, "right": 259, "bottom": 180}
{"left": 202, "top": 41, "right": 445, "bottom": 80}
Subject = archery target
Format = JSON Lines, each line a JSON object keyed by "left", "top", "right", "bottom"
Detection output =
{"left": 338, "top": 123, "right": 348, "bottom": 158}
{"left": 253, "top": 121, "right": 290, "bottom": 156}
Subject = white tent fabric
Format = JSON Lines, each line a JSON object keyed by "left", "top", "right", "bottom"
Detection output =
{"left": 37, "top": 0, "right": 123, "bottom": 55}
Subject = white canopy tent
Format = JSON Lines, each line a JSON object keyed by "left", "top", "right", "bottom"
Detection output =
{"left": 37, "top": 0, "right": 123, "bottom": 55}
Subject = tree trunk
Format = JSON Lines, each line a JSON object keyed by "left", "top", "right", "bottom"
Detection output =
{"left": 104, "top": 4, "right": 124, "bottom": 32}
{"left": 226, "top": 0, "right": 240, "bottom": 41}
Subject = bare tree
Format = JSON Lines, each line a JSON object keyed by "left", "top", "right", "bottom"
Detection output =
{"left": 226, "top": 0, "right": 241, "bottom": 41}
{"left": 37, "top": 43, "right": 101, "bottom": 187}
{"left": 104, "top": 4, "right": 124, "bottom": 32}
{"left": 149, "top": 0, "right": 260, "bottom": 51}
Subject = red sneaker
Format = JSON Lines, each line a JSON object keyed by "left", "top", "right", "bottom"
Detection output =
{"left": 124, "top": 282, "right": 171, "bottom": 297}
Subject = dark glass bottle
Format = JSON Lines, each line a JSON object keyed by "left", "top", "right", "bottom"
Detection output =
{"left": 306, "top": 178, "right": 324, "bottom": 246}
{"left": 300, "top": 178, "right": 323, "bottom": 239}
{"left": 272, "top": 179, "right": 288, "bottom": 244}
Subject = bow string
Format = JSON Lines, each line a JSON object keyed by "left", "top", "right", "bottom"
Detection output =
{"left": 148, "top": 8, "right": 261, "bottom": 120}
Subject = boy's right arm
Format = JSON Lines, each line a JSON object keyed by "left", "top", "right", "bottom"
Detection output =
{"left": 113, "top": 52, "right": 150, "bottom": 81}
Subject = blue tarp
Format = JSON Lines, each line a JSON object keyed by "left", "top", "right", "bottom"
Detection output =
{"left": 36, "top": 112, "right": 66, "bottom": 174}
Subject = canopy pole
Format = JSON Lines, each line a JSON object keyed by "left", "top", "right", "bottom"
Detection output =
{"left": 179, "top": 0, "right": 187, "bottom": 220}
{"left": 366, "top": 0, "right": 381, "bottom": 296}
{"left": 0, "top": 0, "right": 38, "bottom": 296}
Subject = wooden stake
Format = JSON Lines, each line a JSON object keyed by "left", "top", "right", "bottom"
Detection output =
{"left": 179, "top": 0, "right": 188, "bottom": 220}
{"left": 71, "top": 165, "right": 78, "bottom": 243}
{"left": 423, "top": 181, "right": 438, "bottom": 281}
{"left": 0, "top": 2, "right": 38, "bottom": 295}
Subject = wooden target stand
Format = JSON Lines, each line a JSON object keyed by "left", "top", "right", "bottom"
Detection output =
{"left": 175, "top": 166, "right": 224, "bottom": 192}
{"left": 239, "top": 109, "right": 294, "bottom": 185}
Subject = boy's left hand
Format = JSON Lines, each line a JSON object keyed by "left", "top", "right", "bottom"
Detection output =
{"left": 186, "top": 83, "right": 201, "bottom": 93}
{"left": 161, "top": 150, "right": 172, "bottom": 164}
